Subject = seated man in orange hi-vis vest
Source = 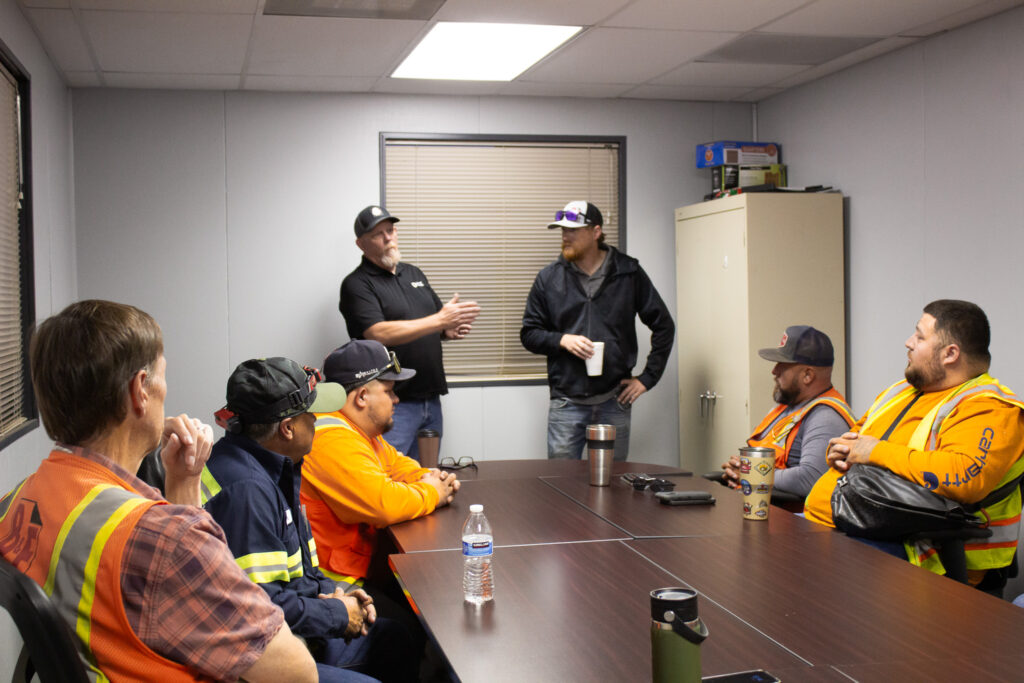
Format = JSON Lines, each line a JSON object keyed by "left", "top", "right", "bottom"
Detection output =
{"left": 0, "top": 300, "right": 316, "bottom": 682}
{"left": 805, "top": 300, "right": 1024, "bottom": 590}
{"left": 720, "top": 325, "right": 855, "bottom": 498}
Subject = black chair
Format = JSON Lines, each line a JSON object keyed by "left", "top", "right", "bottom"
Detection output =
{"left": 0, "top": 555, "right": 89, "bottom": 683}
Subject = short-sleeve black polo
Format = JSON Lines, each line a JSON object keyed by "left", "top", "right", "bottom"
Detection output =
{"left": 339, "top": 257, "right": 446, "bottom": 400}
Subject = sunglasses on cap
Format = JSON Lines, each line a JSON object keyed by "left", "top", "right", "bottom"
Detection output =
{"left": 215, "top": 366, "right": 324, "bottom": 432}
{"left": 346, "top": 351, "right": 402, "bottom": 391}
{"left": 555, "top": 209, "right": 592, "bottom": 225}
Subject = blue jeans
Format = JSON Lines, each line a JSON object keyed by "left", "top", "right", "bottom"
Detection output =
{"left": 315, "top": 616, "right": 418, "bottom": 682}
{"left": 387, "top": 396, "right": 443, "bottom": 462}
{"left": 547, "top": 396, "right": 631, "bottom": 461}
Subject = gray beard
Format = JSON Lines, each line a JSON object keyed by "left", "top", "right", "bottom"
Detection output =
{"left": 380, "top": 248, "right": 402, "bottom": 271}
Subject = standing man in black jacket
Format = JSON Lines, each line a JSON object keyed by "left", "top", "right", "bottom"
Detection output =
{"left": 521, "top": 201, "right": 675, "bottom": 460}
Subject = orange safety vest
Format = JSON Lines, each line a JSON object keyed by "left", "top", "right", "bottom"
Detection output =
{"left": 746, "top": 387, "right": 856, "bottom": 470}
{"left": 0, "top": 450, "right": 206, "bottom": 682}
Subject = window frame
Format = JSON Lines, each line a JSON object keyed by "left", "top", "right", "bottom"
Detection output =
{"left": 0, "top": 37, "right": 37, "bottom": 450}
{"left": 379, "top": 132, "right": 626, "bottom": 388}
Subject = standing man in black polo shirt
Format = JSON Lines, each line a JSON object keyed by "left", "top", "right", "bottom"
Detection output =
{"left": 340, "top": 205, "right": 481, "bottom": 462}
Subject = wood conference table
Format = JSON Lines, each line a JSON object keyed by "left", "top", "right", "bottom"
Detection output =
{"left": 386, "top": 460, "right": 1024, "bottom": 682}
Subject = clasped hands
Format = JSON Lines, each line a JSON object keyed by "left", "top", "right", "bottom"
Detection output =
{"left": 421, "top": 468, "right": 460, "bottom": 507}
{"left": 319, "top": 586, "right": 376, "bottom": 640}
{"left": 825, "top": 431, "right": 880, "bottom": 472}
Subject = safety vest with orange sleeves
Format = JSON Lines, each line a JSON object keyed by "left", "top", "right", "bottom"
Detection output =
{"left": 859, "top": 375, "right": 1024, "bottom": 574}
{"left": 746, "top": 387, "right": 856, "bottom": 470}
{"left": 0, "top": 449, "right": 206, "bottom": 682}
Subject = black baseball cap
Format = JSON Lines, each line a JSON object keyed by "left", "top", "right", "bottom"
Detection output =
{"left": 757, "top": 326, "right": 834, "bottom": 367}
{"left": 323, "top": 340, "right": 416, "bottom": 389}
{"left": 224, "top": 357, "right": 346, "bottom": 423}
{"left": 354, "top": 205, "right": 399, "bottom": 238}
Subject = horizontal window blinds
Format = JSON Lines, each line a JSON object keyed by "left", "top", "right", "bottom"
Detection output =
{"left": 384, "top": 139, "right": 620, "bottom": 379}
{"left": 0, "top": 63, "right": 26, "bottom": 439}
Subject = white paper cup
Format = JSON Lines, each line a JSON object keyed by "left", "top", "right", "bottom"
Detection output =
{"left": 586, "top": 341, "right": 605, "bottom": 376}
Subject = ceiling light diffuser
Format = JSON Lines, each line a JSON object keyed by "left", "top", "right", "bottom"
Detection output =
{"left": 393, "top": 22, "right": 581, "bottom": 81}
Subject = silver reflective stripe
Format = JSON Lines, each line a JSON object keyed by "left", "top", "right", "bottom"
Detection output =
{"left": 48, "top": 485, "right": 149, "bottom": 681}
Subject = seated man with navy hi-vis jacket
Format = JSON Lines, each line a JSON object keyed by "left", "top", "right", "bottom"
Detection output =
{"left": 201, "top": 357, "right": 416, "bottom": 683}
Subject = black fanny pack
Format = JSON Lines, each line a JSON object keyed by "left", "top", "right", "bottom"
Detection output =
{"left": 831, "top": 464, "right": 1022, "bottom": 541}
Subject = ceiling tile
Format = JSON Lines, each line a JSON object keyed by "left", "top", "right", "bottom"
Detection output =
{"left": 653, "top": 61, "right": 808, "bottom": 87}
{"left": 243, "top": 74, "right": 379, "bottom": 92}
{"left": 247, "top": 17, "right": 426, "bottom": 77}
{"left": 63, "top": 71, "right": 103, "bottom": 87}
{"left": 24, "top": 8, "right": 95, "bottom": 71}
{"left": 76, "top": 0, "right": 257, "bottom": 11}
{"left": 701, "top": 34, "right": 880, "bottom": 66}
{"left": 81, "top": 10, "right": 252, "bottom": 73}
{"left": 434, "top": 0, "right": 631, "bottom": 25}
{"left": 734, "top": 87, "right": 785, "bottom": 102}
{"left": 623, "top": 83, "right": 755, "bottom": 101}
{"left": 605, "top": 0, "right": 810, "bottom": 32}
{"left": 374, "top": 77, "right": 503, "bottom": 96}
{"left": 19, "top": 0, "right": 70, "bottom": 8}
{"left": 498, "top": 81, "right": 634, "bottom": 98}
{"left": 103, "top": 72, "right": 242, "bottom": 89}
{"left": 770, "top": 36, "right": 919, "bottom": 88}
{"left": 903, "top": 0, "right": 1024, "bottom": 36}
{"left": 525, "top": 27, "right": 738, "bottom": 84}
{"left": 760, "top": 0, "right": 993, "bottom": 37}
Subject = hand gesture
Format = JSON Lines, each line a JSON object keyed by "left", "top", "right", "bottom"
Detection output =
{"left": 437, "top": 293, "right": 481, "bottom": 330}
{"left": 421, "top": 468, "right": 459, "bottom": 507}
{"left": 720, "top": 455, "right": 742, "bottom": 489}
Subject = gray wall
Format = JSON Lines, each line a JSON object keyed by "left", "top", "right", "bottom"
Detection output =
{"left": 758, "top": 5, "right": 1024, "bottom": 415}
{"left": 0, "top": 0, "right": 77, "bottom": 670}
{"left": 72, "top": 89, "right": 752, "bottom": 466}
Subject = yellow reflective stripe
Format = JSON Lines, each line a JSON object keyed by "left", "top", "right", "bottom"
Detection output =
{"left": 45, "top": 484, "right": 114, "bottom": 595}
{"left": 199, "top": 466, "right": 221, "bottom": 505}
{"left": 0, "top": 479, "right": 27, "bottom": 521}
{"left": 308, "top": 537, "right": 319, "bottom": 567}
{"left": 314, "top": 414, "right": 353, "bottom": 433}
{"left": 288, "top": 549, "right": 303, "bottom": 579}
{"left": 320, "top": 567, "right": 363, "bottom": 587}
{"left": 75, "top": 497, "right": 150, "bottom": 652}
{"left": 909, "top": 374, "right": 995, "bottom": 450}
{"left": 234, "top": 549, "right": 305, "bottom": 584}
{"left": 861, "top": 382, "right": 917, "bottom": 434}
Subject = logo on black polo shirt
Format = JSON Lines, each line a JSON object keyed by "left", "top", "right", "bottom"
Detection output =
{"left": 410, "top": 281, "right": 425, "bottom": 288}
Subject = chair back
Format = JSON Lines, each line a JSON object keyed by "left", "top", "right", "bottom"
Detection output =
{"left": 0, "top": 555, "right": 89, "bottom": 682}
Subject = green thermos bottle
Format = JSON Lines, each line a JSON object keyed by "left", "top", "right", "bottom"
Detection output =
{"left": 650, "top": 587, "right": 708, "bottom": 683}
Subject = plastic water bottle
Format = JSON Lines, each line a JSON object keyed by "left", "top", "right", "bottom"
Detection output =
{"left": 462, "top": 504, "right": 494, "bottom": 604}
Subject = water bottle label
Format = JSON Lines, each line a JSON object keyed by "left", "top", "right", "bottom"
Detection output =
{"left": 462, "top": 540, "right": 493, "bottom": 556}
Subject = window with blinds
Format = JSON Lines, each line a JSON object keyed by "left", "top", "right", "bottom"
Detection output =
{"left": 0, "top": 41, "right": 36, "bottom": 450}
{"left": 382, "top": 135, "right": 624, "bottom": 383}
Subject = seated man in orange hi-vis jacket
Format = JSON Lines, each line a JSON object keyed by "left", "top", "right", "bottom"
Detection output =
{"left": 719, "top": 325, "right": 855, "bottom": 499}
{"left": 0, "top": 300, "right": 316, "bottom": 682}
{"left": 805, "top": 299, "right": 1024, "bottom": 591}
{"left": 300, "top": 339, "right": 460, "bottom": 587}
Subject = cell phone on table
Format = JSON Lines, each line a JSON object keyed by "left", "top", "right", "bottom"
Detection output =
{"left": 656, "top": 490, "right": 715, "bottom": 506}
{"left": 702, "top": 670, "right": 781, "bottom": 682}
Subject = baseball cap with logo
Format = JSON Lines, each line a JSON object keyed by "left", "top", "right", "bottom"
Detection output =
{"left": 218, "top": 357, "right": 347, "bottom": 431}
{"left": 354, "top": 205, "right": 400, "bottom": 238}
{"left": 548, "top": 200, "right": 604, "bottom": 229}
{"left": 323, "top": 339, "right": 417, "bottom": 390}
{"left": 757, "top": 325, "right": 834, "bottom": 367}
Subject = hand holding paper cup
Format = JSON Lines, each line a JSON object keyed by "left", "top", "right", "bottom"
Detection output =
{"left": 738, "top": 446, "right": 775, "bottom": 520}
{"left": 585, "top": 341, "right": 605, "bottom": 376}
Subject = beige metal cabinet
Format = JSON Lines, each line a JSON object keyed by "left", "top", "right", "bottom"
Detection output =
{"left": 674, "top": 193, "right": 846, "bottom": 473}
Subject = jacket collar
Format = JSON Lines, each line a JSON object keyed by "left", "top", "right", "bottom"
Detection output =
{"left": 221, "top": 431, "right": 296, "bottom": 488}
{"left": 359, "top": 255, "right": 403, "bottom": 277}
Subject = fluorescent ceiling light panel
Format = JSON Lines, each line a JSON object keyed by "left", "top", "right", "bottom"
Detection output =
{"left": 393, "top": 22, "right": 581, "bottom": 81}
